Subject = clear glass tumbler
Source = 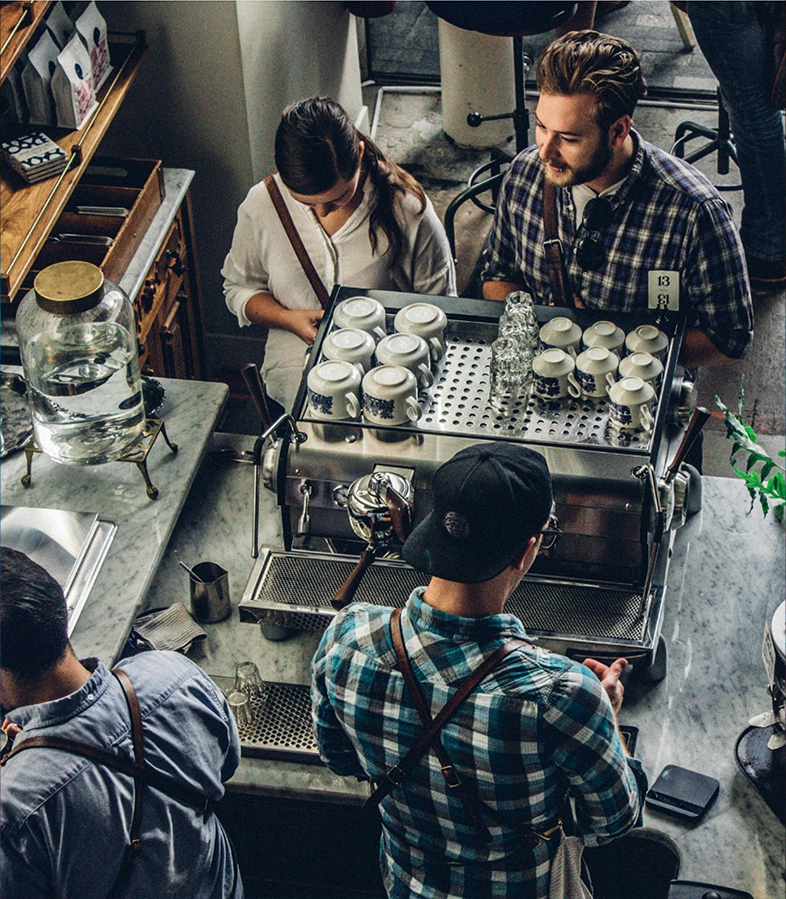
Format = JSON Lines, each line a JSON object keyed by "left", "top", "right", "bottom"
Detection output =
{"left": 233, "top": 660, "right": 267, "bottom": 702}
{"left": 489, "top": 336, "right": 531, "bottom": 412}
{"left": 226, "top": 691, "right": 254, "bottom": 729}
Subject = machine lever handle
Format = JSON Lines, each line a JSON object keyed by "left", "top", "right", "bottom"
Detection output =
{"left": 332, "top": 547, "right": 376, "bottom": 610}
{"left": 384, "top": 485, "right": 412, "bottom": 544}
{"left": 241, "top": 363, "right": 274, "bottom": 433}
{"left": 664, "top": 406, "right": 711, "bottom": 484}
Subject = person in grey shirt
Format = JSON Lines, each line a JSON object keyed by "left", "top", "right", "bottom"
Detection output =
{"left": 0, "top": 547, "right": 243, "bottom": 898}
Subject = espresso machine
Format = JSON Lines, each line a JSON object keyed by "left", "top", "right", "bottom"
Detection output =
{"left": 240, "top": 286, "right": 704, "bottom": 680}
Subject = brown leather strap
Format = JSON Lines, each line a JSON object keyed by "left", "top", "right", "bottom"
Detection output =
{"left": 2, "top": 734, "right": 213, "bottom": 811}
{"left": 112, "top": 667, "right": 145, "bottom": 876}
{"left": 264, "top": 174, "right": 331, "bottom": 310}
{"left": 365, "top": 608, "right": 530, "bottom": 828}
{"left": 543, "top": 180, "right": 570, "bottom": 307}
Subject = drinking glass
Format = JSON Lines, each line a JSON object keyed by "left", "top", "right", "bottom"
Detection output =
{"left": 233, "top": 660, "right": 267, "bottom": 702}
{"left": 489, "top": 336, "right": 531, "bottom": 411}
{"left": 226, "top": 691, "right": 254, "bottom": 729}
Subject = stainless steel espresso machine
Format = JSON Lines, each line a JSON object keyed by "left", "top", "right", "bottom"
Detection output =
{"left": 240, "top": 286, "right": 705, "bottom": 681}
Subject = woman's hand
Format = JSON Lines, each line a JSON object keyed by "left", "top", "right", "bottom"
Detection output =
{"left": 582, "top": 657, "right": 627, "bottom": 716}
{"left": 284, "top": 309, "right": 324, "bottom": 345}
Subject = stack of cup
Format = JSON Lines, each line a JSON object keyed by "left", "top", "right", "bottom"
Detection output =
{"left": 499, "top": 291, "right": 539, "bottom": 357}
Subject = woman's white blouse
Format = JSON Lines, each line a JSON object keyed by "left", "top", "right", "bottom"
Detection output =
{"left": 222, "top": 172, "right": 456, "bottom": 410}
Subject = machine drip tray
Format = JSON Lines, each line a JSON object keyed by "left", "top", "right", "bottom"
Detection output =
{"left": 239, "top": 550, "right": 658, "bottom": 659}
{"left": 211, "top": 675, "right": 320, "bottom": 764}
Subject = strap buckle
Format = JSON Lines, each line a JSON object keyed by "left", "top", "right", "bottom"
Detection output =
{"left": 385, "top": 765, "right": 405, "bottom": 787}
{"left": 543, "top": 237, "right": 563, "bottom": 253}
{"left": 530, "top": 821, "right": 563, "bottom": 844}
{"left": 440, "top": 764, "right": 462, "bottom": 788}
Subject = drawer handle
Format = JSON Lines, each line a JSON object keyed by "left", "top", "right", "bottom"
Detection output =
{"left": 166, "top": 250, "right": 187, "bottom": 276}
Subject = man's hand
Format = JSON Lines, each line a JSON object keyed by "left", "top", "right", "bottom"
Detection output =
{"left": 2, "top": 719, "right": 22, "bottom": 739}
{"left": 582, "top": 657, "right": 627, "bottom": 715}
{"left": 285, "top": 309, "right": 324, "bottom": 345}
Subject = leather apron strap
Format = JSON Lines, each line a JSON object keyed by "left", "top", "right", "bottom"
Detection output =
{"left": 264, "top": 174, "right": 332, "bottom": 310}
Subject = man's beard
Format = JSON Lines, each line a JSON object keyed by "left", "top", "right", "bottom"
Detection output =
{"left": 542, "top": 140, "right": 613, "bottom": 188}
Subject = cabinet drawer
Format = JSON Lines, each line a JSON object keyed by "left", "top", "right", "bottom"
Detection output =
{"left": 135, "top": 212, "right": 186, "bottom": 343}
{"left": 22, "top": 157, "right": 164, "bottom": 290}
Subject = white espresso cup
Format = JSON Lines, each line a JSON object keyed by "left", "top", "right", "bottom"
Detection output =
{"left": 608, "top": 376, "right": 656, "bottom": 432}
{"left": 539, "top": 316, "right": 582, "bottom": 357}
{"left": 362, "top": 364, "right": 422, "bottom": 425}
{"left": 333, "top": 296, "right": 387, "bottom": 341}
{"left": 625, "top": 324, "right": 668, "bottom": 361}
{"left": 618, "top": 351, "right": 663, "bottom": 387}
{"left": 375, "top": 333, "right": 434, "bottom": 388}
{"left": 307, "top": 360, "right": 361, "bottom": 420}
{"left": 574, "top": 346, "right": 619, "bottom": 398}
{"left": 582, "top": 320, "right": 625, "bottom": 354}
{"left": 393, "top": 303, "right": 448, "bottom": 361}
{"left": 532, "top": 348, "right": 581, "bottom": 400}
{"left": 322, "top": 327, "right": 377, "bottom": 375}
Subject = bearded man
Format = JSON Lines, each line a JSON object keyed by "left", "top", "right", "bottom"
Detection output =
{"left": 481, "top": 30, "right": 752, "bottom": 369}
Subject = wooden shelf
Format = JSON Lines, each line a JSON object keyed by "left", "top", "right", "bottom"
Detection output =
{"left": 0, "top": 1, "right": 52, "bottom": 85}
{"left": 1, "top": 31, "right": 148, "bottom": 303}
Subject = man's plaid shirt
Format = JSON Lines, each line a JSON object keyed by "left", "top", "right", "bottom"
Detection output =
{"left": 481, "top": 131, "right": 753, "bottom": 360}
{"left": 311, "top": 589, "right": 645, "bottom": 898}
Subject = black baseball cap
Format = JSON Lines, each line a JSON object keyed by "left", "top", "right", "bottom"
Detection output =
{"left": 402, "top": 443, "right": 553, "bottom": 584}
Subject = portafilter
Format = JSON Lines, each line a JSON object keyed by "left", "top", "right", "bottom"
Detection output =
{"left": 332, "top": 471, "right": 414, "bottom": 610}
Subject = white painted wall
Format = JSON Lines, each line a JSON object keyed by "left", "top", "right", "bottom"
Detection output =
{"left": 101, "top": 1, "right": 363, "bottom": 365}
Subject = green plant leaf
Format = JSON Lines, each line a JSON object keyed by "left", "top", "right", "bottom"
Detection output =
{"left": 717, "top": 380, "right": 785, "bottom": 524}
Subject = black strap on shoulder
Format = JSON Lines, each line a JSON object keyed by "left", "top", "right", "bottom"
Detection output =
{"left": 543, "top": 180, "right": 571, "bottom": 307}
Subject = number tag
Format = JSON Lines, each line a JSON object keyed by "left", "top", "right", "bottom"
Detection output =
{"left": 648, "top": 271, "right": 680, "bottom": 311}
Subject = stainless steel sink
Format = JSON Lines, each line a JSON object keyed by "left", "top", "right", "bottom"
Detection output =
{"left": 0, "top": 506, "right": 116, "bottom": 635}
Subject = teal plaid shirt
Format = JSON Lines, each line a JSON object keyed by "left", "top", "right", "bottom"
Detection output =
{"left": 311, "top": 589, "right": 646, "bottom": 899}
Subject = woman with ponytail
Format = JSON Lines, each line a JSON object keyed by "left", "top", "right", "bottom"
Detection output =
{"left": 223, "top": 96, "right": 456, "bottom": 412}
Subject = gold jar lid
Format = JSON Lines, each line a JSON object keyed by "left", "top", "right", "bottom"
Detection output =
{"left": 34, "top": 261, "right": 104, "bottom": 315}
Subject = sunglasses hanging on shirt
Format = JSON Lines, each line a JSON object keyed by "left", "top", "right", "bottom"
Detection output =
{"left": 574, "top": 197, "right": 613, "bottom": 271}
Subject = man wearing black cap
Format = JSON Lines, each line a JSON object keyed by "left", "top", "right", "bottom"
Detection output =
{"left": 311, "top": 443, "right": 646, "bottom": 899}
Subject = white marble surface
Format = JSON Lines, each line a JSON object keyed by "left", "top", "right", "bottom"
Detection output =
{"left": 0, "top": 377, "right": 227, "bottom": 664}
{"left": 146, "top": 444, "right": 785, "bottom": 893}
{"left": 623, "top": 478, "right": 785, "bottom": 896}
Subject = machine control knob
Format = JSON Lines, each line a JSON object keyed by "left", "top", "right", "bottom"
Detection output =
{"left": 332, "top": 485, "right": 349, "bottom": 508}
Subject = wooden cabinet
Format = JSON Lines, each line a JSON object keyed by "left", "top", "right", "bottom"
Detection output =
{"left": 135, "top": 192, "right": 207, "bottom": 380}
{"left": 0, "top": 4, "right": 206, "bottom": 381}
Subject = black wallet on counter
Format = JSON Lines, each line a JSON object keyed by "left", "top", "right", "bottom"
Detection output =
{"left": 645, "top": 764, "right": 720, "bottom": 820}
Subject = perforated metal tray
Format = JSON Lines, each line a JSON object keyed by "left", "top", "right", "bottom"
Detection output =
{"left": 211, "top": 675, "right": 320, "bottom": 763}
{"left": 310, "top": 321, "right": 662, "bottom": 450}
{"left": 239, "top": 551, "right": 654, "bottom": 650}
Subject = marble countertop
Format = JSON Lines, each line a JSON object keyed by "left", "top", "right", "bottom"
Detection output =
{"left": 146, "top": 432, "right": 784, "bottom": 895}
{"left": 0, "top": 377, "right": 227, "bottom": 664}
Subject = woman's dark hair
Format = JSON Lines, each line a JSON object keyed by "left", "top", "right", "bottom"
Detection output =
{"left": 1, "top": 547, "right": 70, "bottom": 678}
{"left": 274, "top": 96, "right": 426, "bottom": 266}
